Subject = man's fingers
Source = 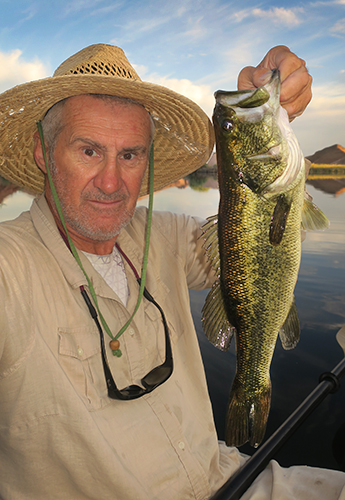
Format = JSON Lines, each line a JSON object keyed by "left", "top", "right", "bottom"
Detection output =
{"left": 236, "top": 46, "right": 312, "bottom": 120}
{"left": 280, "top": 65, "right": 312, "bottom": 106}
{"left": 282, "top": 84, "right": 313, "bottom": 121}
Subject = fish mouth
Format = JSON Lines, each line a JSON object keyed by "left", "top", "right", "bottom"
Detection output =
{"left": 214, "top": 70, "right": 280, "bottom": 109}
{"left": 247, "top": 144, "right": 281, "bottom": 161}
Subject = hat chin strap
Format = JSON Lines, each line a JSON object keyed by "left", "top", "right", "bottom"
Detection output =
{"left": 36, "top": 120, "right": 154, "bottom": 358}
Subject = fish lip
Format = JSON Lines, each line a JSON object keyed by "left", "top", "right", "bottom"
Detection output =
{"left": 247, "top": 144, "right": 281, "bottom": 161}
{"left": 214, "top": 70, "right": 280, "bottom": 108}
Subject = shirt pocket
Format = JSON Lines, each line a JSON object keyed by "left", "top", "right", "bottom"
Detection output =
{"left": 58, "top": 325, "right": 111, "bottom": 411}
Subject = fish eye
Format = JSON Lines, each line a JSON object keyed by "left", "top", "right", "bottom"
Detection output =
{"left": 222, "top": 119, "right": 233, "bottom": 132}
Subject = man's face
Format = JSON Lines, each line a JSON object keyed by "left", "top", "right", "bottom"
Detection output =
{"left": 38, "top": 95, "right": 152, "bottom": 253}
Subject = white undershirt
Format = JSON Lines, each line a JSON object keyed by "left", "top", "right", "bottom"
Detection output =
{"left": 82, "top": 246, "right": 129, "bottom": 306}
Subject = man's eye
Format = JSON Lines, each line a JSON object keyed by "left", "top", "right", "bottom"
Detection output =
{"left": 122, "top": 152, "right": 135, "bottom": 160}
{"left": 83, "top": 148, "right": 97, "bottom": 157}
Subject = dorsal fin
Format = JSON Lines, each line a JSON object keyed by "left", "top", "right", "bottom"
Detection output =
{"left": 200, "top": 214, "right": 220, "bottom": 273}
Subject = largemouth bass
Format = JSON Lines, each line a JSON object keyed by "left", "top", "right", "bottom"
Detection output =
{"left": 201, "top": 70, "right": 328, "bottom": 448}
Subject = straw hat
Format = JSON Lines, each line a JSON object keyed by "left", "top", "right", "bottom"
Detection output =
{"left": 0, "top": 44, "right": 214, "bottom": 196}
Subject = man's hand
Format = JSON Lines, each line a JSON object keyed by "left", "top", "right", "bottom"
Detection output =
{"left": 237, "top": 46, "right": 312, "bottom": 121}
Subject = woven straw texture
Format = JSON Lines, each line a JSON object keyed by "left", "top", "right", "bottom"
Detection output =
{"left": 0, "top": 44, "right": 214, "bottom": 195}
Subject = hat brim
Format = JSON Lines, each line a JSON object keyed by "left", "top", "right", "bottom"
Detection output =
{"left": 0, "top": 74, "right": 214, "bottom": 196}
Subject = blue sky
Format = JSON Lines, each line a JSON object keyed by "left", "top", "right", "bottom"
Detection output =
{"left": 0, "top": 0, "right": 344, "bottom": 156}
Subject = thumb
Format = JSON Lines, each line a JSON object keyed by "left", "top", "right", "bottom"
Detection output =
{"left": 237, "top": 66, "right": 272, "bottom": 90}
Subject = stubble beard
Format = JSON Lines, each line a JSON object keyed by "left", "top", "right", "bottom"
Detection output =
{"left": 48, "top": 160, "right": 135, "bottom": 242}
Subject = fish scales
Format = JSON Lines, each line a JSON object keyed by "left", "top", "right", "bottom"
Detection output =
{"left": 219, "top": 160, "right": 304, "bottom": 447}
{"left": 201, "top": 70, "right": 329, "bottom": 448}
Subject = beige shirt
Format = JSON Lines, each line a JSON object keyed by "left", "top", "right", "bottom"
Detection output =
{"left": 1, "top": 195, "right": 345, "bottom": 500}
{"left": 0, "top": 195, "right": 246, "bottom": 499}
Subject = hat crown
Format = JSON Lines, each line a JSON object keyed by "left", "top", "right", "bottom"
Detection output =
{"left": 53, "top": 44, "right": 141, "bottom": 81}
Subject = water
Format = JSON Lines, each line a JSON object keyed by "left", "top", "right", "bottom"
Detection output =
{"left": 1, "top": 172, "right": 345, "bottom": 472}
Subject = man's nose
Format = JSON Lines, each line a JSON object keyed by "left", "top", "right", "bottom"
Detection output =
{"left": 93, "top": 157, "right": 123, "bottom": 194}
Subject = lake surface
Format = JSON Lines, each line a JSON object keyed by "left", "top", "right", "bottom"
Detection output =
{"left": 1, "top": 170, "right": 345, "bottom": 472}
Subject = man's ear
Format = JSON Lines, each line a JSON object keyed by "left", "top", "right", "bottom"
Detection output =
{"left": 33, "top": 131, "right": 48, "bottom": 174}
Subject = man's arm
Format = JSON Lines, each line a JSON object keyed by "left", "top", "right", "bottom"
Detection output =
{"left": 237, "top": 45, "right": 312, "bottom": 121}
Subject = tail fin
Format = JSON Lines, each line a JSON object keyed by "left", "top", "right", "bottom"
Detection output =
{"left": 225, "top": 380, "right": 271, "bottom": 448}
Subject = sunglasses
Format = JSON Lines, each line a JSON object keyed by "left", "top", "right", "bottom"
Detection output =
{"left": 80, "top": 279, "right": 173, "bottom": 401}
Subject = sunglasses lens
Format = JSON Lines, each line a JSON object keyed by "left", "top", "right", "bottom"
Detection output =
{"left": 143, "top": 365, "right": 171, "bottom": 387}
{"left": 116, "top": 384, "right": 145, "bottom": 399}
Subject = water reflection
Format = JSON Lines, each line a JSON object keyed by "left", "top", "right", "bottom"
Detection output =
{"left": 1, "top": 166, "right": 345, "bottom": 470}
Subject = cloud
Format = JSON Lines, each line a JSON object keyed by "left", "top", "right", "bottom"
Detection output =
{"left": 224, "top": 43, "right": 258, "bottom": 70}
{"left": 0, "top": 50, "right": 49, "bottom": 92}
{"left": 252, "top": 7, "right": 304, "bottom": 27}
{"left": 292, "top": 83, "right": 345, "bottom": 155}
{"left": 310, "top": 0, "right": 344, "bottom": 5}
{"left": 62, "top": 0, "right": 106, "bottom": 15}
{"left": 19, "top": 4, "right": 38, "bottom": 24}
{"left": 233, "top": 8, "right": 253, "bottom": 23}
{"left": 331, "top": 17, "right": 345, "bottom": 35}
{"left": 143, "top": 72, "right": 214, "bottom": 116}
{"left": 184, "top": 16, "right": 205, "bottom": 40}
{"left": 232, "top": 6, "right": 304, "bottom": 26}
{"left": 309, "top": 83, "right": 345, "bottom": 116}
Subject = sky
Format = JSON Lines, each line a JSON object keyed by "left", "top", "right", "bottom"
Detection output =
{"left": 0, "top": 0, "right": 344, "bottom": 156}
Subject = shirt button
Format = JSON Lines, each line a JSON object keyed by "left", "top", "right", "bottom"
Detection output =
{"left": 77, "top": 347, "right": 83, "bottom": 356}
{"left": 178, "top": 441, "right": 185, "bottom": 451}
{"left": 128, "top": 327, "right": 135, "bottom": 336}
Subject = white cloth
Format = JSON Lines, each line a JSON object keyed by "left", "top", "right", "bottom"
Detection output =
{"left": 242, "top": 460, "right": 345, "bottom": 499}
{"left": 82, "top": 245, "right": 129, "bottom": 306}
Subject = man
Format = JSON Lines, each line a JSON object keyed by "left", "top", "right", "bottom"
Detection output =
{"left": 0, "top": 44, "right": 344, "bottom": 499}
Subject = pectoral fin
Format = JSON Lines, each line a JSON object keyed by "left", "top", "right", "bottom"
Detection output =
{"left": 202, "top": 278, "right": 235, "bottom": 351}
{"left": 301, "top": 195, "right": 329, "bottom": 231}
{"left": 279, "top": 298, "right": 300, "bottom": 350}
{"left": 269, "top": 194, "right": 291, "bottom": 246}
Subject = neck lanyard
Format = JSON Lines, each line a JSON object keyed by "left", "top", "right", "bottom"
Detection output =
{"left": 37, "top": 120, "right": 155, "bottom": 357}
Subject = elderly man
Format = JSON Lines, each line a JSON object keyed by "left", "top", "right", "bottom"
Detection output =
{"left": 0, "top": 44, "right": 344, "bottom": 500}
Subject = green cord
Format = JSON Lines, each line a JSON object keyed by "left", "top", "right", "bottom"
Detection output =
{"left": 37, "top": 121, "right": 154, "bottom": 357}
{"left": 113, "top": 144, "right": 154, "bottom": 342}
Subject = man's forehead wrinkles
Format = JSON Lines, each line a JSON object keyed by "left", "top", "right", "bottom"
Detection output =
{"left": 68, "top": 136, "right": 147, "bottom": 155}
{"left": 69, "top": 136, "right": 106, "bottom": 150}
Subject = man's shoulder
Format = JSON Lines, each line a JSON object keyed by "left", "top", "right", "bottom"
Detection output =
{"left": 126, "top": 206, "right": 205, "bottom": 258}
{"left": 131, "top": 206, "right": 197, "bottom": 232}
{"left": 0, "top": 210, "right": 37, "bottom": 255}
{"left": 0, "top": 209, "right": 33, "bottom": 235}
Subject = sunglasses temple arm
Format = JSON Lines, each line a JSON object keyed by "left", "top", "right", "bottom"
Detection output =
{"left": 137, "top": 279, "right": 173, "bottom": 365}
{"left": 80, "top": 287, "right": 119, "bottom": 395}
